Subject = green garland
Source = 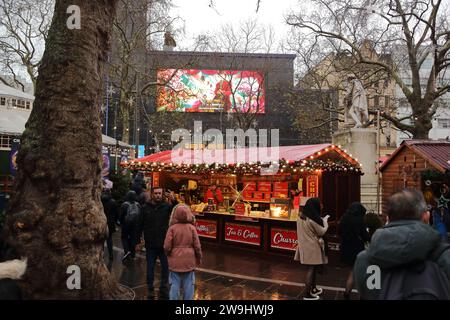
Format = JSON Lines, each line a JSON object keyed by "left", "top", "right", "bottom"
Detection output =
{"left": 122, "top": 158, "right": 362, "bottom": 175}
{"left": 421, "top": 170, "right": 450, "bottom": 182}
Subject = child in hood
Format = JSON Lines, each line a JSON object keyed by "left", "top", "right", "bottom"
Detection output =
{"left": 164, "top": 205, "right": 202, "bottom": 300}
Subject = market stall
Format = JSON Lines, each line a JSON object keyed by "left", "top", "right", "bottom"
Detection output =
{"left": 122, "top": 144, "right": 362, "bottom": 256}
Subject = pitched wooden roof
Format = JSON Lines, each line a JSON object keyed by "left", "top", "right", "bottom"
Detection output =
{"left": 380, "top": 140, "right": 450, "bottom": 173}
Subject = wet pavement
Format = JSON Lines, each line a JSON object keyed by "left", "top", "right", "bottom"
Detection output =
{"left": 106, "top": 234, "right": 360, "bottom": 300}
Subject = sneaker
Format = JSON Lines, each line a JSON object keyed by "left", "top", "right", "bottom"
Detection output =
{"left": 310, "top": 287, "right": 323, "bottom": 297}
{"left": 122, "top": 252, "right": 131, "bottom": 262}
{"left": 303, "top": 293, "right": 320, "bottom": 300}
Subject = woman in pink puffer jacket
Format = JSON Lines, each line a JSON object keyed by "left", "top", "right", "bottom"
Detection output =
{"left": 164, "top": 204, "right": 202, "bottom": 300}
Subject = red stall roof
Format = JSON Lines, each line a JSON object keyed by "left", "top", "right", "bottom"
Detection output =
{"left": 128, "top": 144, "right": 359, "bottom": 166}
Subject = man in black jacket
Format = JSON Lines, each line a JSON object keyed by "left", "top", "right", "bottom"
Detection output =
{"left": 139, "top": 187, "right": 177, "bottom": 299}
{"left": 101, "top": 189, "right": 118, "bottom": 260}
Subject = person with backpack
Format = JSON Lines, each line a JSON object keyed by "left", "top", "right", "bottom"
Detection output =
{"left": 164, "top": 204, "right": 202, "bottom": 300}
{"left": 338, "top": 202, "right": 370, "bottom": 299}
{"left": 139, "top": 187, "right": 178, "bottom": 300}
{"left": 294, "top": 197, "right": 330, "bottom": 300}
{"left": 354, "top": 189, "right": 450, "bottom": 300}
{"left": 120, "top": 190, "right": 141, "bottom": 262}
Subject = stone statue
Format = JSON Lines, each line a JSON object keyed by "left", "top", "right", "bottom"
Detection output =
{"left": 164, "top": 31, "right": 176, "bottom": 50}
{"left": 344, "top": 75, "right": 369, "bottom": 128}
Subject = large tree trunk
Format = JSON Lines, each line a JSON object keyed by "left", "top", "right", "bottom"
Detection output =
{"left": 5, "top": 0, "right": 127, "bottom": 299}
{"left": 410, "top": 100, "right": 433, "bottom": 139}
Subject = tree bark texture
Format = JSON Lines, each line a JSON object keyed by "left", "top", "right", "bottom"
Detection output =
{"left": 5, "top": 0, "right": 128, "bottom": 299}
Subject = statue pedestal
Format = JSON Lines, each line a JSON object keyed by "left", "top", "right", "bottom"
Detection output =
{"left": 332, "top": 128, "right": 379, "bottom": 209}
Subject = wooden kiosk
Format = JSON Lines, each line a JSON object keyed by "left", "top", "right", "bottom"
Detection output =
{"left": 122, "top": 144, "right": 362, "bottom": 256}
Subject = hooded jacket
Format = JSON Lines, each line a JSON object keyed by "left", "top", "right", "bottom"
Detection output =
{"left": 354, "top": 220, "right": 450, "bottom": 300}
{"left": 101, "top": 192, "right": 118, "bottom": 234}
{"left": 164, "top": 205, "right": 202, "bottom": 272}
{"left": 339, "top": 202, "right": 370, "bottom": 265}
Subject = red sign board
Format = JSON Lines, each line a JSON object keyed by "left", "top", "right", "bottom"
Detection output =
{"left": 234, "top": 203, "right": 246, "bottom": 216}
{"left": 306, "top": 175, "right": 319, "bottom": 198}
{"left": 152, "top": 172, "right": 160, "bottom": 188}
{"left": 195, "top": 219, "right": 217, "bottom": 239}
{"left": 270, "top": 228, "right": 298, "bottom": 251}
{"left": 224, "top": 223, "right": 261, "bottom": 246}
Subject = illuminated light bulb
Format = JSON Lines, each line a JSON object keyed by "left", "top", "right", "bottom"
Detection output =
{"left": 310, "top": 156, "right": 314, "bottom": 159}
{"left": 318, "top": 152, "right": 321, "bottom": 155}
{"left": 325, "top": 148, "right": 329, "bottom": 152}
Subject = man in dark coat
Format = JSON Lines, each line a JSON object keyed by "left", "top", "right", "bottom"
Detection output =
{"left": 139, "top": 187, "right": 177, "bottom": 299}
{"left": 101, "top": 189, "right": 119, "bottom": 260}
{"left": 354, "top": 189, "right": 450, "bottom": 300}
{"left": 338, "top": 202, "right": 370, "bottom": 299}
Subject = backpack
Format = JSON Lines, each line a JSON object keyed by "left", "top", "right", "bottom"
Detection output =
{"left": 124, "top": 202, "right": 140, "bottom": 226}
{"left": 379, "top": 242, "right": 450, "bottom": 300}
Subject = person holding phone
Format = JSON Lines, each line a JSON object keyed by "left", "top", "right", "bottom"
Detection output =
{"left": 294, "top": 197, "right": 330, "bottom": 300}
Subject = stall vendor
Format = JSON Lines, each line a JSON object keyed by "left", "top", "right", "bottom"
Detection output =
{"left": 204, "top": 184, "right": 224, "bottom": 205}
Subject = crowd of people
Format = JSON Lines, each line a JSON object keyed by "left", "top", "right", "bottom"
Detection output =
{"left": 0, "top": 169, "right": 449, "bottom": 300}
{"left": 102, "top": 173, "right": 203, "bottom": 300}
{"left": 294, "top": 189, "right": 450, "bottom": 300}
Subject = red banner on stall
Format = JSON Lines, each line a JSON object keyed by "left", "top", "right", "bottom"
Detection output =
{"left": 306, "top": 175, "right": 319, "bottom": 198}
{"left": 270, "top": 228, "right": 298, "bottom": 251}
{"left": 152, "top": 172, "right": 160, "bottom": 188}
{"left": 224, "top": 223, "right": 261, "bottom": 246}
{"left": 195, "top": 219, "right": 217, "bottom": 239}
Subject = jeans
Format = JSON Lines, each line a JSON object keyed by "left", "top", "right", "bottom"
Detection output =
{"left": 169, "top": 271, "right": 195, "bottom": 300}
{"left": 146, "top": 247, "right": 169, "bottom": 295}
{"left": 121, "top": 226, "right": 137, "bottom": 257}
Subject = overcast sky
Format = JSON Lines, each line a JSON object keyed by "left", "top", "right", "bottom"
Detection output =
{"left": 171, "top": 0, "right": 300, "bottom": 50}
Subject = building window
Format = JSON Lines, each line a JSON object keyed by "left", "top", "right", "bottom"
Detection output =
{"left": 385, "top": 96, "right": 390, "bottom": 108}
{"left": 0, "top": 135, "right": 12, "bottom": 149}
{"left": 12, "top": 99, "right": 16, "bottom": 107}
{"left": 0, "top": 97, "right": 5, "bottom": 106}
{"left": 26, "top": 101, "right": 30, "bottom": 109}
{"left": 374, "top": 95, "right": 380, "bottom": 108}
{"left": 437, "top": 119, "right": 450, "bottom": 129}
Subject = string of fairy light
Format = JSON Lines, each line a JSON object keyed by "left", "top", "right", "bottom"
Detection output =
{"left": 120, "top": 145, "right": 363, "bottom": 175}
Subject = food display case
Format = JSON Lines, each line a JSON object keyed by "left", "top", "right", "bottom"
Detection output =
{"left": 270, "top": 198, "right": 290, "bottom": 219}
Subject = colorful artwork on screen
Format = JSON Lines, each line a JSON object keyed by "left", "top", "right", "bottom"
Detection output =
{"left": 157, "top": 69, "right": 265, "bottom": 113}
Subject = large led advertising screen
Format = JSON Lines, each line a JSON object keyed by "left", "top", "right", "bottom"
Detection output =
{"left": 156, "top": 69, "right": 265, "bottom": 113}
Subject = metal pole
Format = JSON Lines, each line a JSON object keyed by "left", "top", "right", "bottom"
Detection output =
{"left": 377, "top": 109, "right": 381, "bottom": 214}
{"left": 105, "top": 53, "right": 110, "bottom": 136}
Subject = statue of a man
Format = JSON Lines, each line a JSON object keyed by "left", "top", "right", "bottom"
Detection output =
{"left": 344, "top": 75, "right": 369, "bottom": 128}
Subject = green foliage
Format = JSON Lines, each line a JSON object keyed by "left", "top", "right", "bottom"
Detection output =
{"left": 421, "top": 170, "right": 450, "bottom": 183}
{"left": 108, "top": 171, "right": 131, "bottom": 204}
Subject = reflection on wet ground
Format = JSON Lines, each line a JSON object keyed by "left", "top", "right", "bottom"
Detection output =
{"left": 107, "top": 234, "right": 359, "bottom": 300}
